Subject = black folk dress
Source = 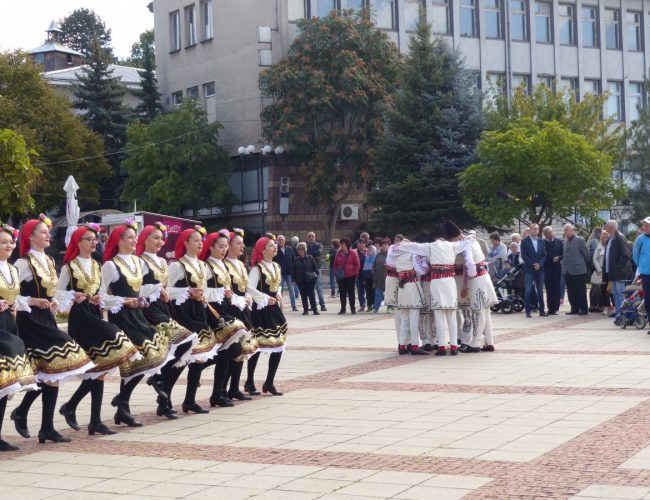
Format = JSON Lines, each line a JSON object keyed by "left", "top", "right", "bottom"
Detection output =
{"left": 249, "top": 262, "right": 288, "bottom": 354}
{"left": 224, "top": 258, "right": 258, "bottom": 356}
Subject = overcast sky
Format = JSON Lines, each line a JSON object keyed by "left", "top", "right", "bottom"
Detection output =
{"left": 0, "top": 0, "right": 154, "bottom": 59}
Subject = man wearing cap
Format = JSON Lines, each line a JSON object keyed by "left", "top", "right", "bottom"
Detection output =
{"left": 633, "top": 218, "right": 650, "bottom": 331}
{"left": 604, "top": 220, "right": 634, "bottom": 318}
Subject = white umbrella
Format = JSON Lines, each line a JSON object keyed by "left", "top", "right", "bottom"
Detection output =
{"left": 63, "top": 175, "right": 80, "bottom": 245}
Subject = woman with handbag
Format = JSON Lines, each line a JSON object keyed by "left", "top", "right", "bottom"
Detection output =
{"left": 333, "top": 238, "right": 360, "bottom": 315}
{"left": 591, "top": 231, "right": 612, "bottom": 314}
{"left": 292, "top": 242, "right": 319, "bottom": 315}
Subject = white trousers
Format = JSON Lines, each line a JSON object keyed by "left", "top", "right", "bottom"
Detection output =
{"left": 434, "top": 309, "right": 458, "bottom": 347}
{"left": 419, "top": 313, "right": 436, "bottom": 344}
{"left": 470, "top": 307, "right": 494, "bottom": 347}
{"left": 457, "top": 306, "right": 472, "bottom": 345}
{"left": 397, "top": 309, "right": 421, "bottom": 345}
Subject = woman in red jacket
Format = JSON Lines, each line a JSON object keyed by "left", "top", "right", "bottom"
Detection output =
{"left": 333, "top": 238, "right": 360, "bottom": 315}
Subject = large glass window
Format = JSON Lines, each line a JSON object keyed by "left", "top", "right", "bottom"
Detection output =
{"left": 431, "top": 0, "right": 451, "bottom": 35}
{"left": 200, "top": 0, "right": 213, "bottom": 40}
{"left": 627, "top": 11, "right": 642, "bottom": 51}
{"left": 607, "top": 81, "right": 622, "bottom": 120}
{"left": 203, "top": 81, "right": 216, "bottom": 97}
{"left": 535, "top": 1, "right": 552, "bottom": 43}
{"left": 629, "top": 82, "right": 643, "bottom": 122}
{"left": 172, "top": 91, "right": 183, "bottom": 106}
{"left": 559, "top": 4, "right": 575, "bottom": 45}
{"left": 512, "top": 74, "right": 531, "bottom": 95}
{"left": 485, "top": 0, "right": 502, "bottom": 39}
{"left": 460, "top": 0, "right": 477, "bottom": 37}
{"left": 170, "top": 11, "right": 181, "bottom": 52}
{"left": 376, "top": 0, "right": 397, "bottom": 30}
{"left": 315, "top": 0, "right": 338, "bottom": 17}
{"left": 404, "top": 0, "right": 425, "bottom": 32}
{"left": 511, "top": 1, "right": 527, "bottom": 41}
{"left": 185, "top": 5, "right": 197, "bottom": 46}
{"left": 559, "top": 77, "right": 578, "bottom": 102}
{"left": 346, "top": 0, "right": 368, "bottom": 9}
{"left": 486, "top": 73, "right": 506, "bottom": 102}
{"left": 605, "top": 9, "right": 621, "bottom": 49}
{"left": 288, "top": 0, "right": 307, "bottom": 20}
{"left": 584, "top": 79, "right": 601, "bottom": 95}
{"left": 186, "top": 86, "right": 199, "bottom": 100}
{"left": 582, "top": 6, "right": 598, "bottom": 47}
{"left": 538, "top": 75, "right": 553, "bottom": 89}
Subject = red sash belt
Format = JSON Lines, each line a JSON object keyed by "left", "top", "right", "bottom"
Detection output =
{"left": 454, "top": 264, "right": 464, "bottom": 276}
{"left": 398, "top": 269, "right": 418, "bottom": 286}
{"left": 386, "top": 266, "right": 398, "bottom": 278}
{"left": 430, "top": 264, "right": 455, "bottom": 280}
{"left": 475, "top": 261, "right": 488, "bottom": 277}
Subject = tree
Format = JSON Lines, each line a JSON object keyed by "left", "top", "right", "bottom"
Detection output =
{"left": 260, "top": 9, "right": 400, "bottom": 240}
{"left": 121, "top": 100, "right": 235, "bottom": 215}
{"left": 59, "top": 8, "right": 112, "bottom": 58}
{"left": 0, "top": 130, "right": 41, "bottom": 219}
{"left": 133, "top": 41, "right": 162, "bottom": 123}
{"left": 73, "top": 40, "right": 130, "bottom": 207}
{"left": 0, "top": 51, "right": 110, "bottom": 214}
{"left": 119, "top": 30, "right": 154, "bottom": 69}
{"left": 368, "top": 19, "right": 483, "bottom": 234}
{"left": 459, "top": 84, "right": 624, "bottom": 227}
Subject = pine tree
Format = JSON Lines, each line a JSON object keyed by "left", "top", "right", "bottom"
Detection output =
{"left": 73, "top": 39, "right": 129, "bottom": 207}
{"left": 625, "top": 74, "right": 650, "bottom": 221}
{"left": 369, "top": 19, "right": 484, "bottom": 235}
{"left": 134, "top": 42, "right": 162, "bottom": 123}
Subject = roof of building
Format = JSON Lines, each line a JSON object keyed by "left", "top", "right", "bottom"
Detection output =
{"left": 29, "top": 40, "right": 83, "bottom": 57}
{"left": 42, "top": 64, "right": 143, "bottom": 89}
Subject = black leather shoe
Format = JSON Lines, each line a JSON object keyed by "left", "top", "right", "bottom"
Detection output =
{"left": 182, "top": 402, "right": 209, "bottom": 414}
{"left": 398, "top": 347, "right": 408, "bottom": 355}
{"left": 338, "top": 310, "right": 346, "bottom": 315}
{"left": 566, "top": 311, "right": 578, "bottom": 315}
{"left": 467, "top": 346, "right": 482, "bottom": 353}
{"left": 525, "top": 312, "right": 532, "bottom": 318}
{"left": 147, "top": 376, "right": 169, "bottom": 400}
{"left": 313, "top": 311, "right": 320, "bottom": 315}
{"left": 157, "top": 395, "right": 176, "bottom": 414}
{"left": 302, "top": 311, "right": 309, "bottom": 315}
{"left": 229, "top": 391, "right": 252, "bottom": 401}
{"left": 539, "top": 311, "right": 548, "bottom": 317}
{"left": 351, "top": 309, "right": 357, "bottom": 315}
{"left": 10, "top": 409, "right": 30, "bottom": 439}
{"left": 111, "top": 395, "right": 134, "bottom": 420}
{"left": 262, "top": 383, "right": 283, "bottom": 396}
{"left": 458, "top": 344, "right": 470, "bottom": 353}
{"left": 450, "top": 348, "right": 458, "bottom": 356}
{"left": 411, "top": 349, "right": 430, "bottom": 355}
{"left": 578, "top": 311, "right": 588, "bottom": 316}
{"left": 423, "top": 343, "right": 434, "bottom": 351}
{"left": 59, "top": 403, "right": 80, "bottom": 431}
{"left": 38, "top": 429, "right": 71, "bottom": 444}
{"left": 114, "top": 410, "right": 142, "bottom": 427}
{"left": 0, "top": 439, "right": 19, "bottom": 451}
{"left": 321, "top": 306, "right": 327, "bottom": 312}
{"left": 88, "top": 423, "right": 117, "bottom": 435}
{"left": 209, "top": 396, "right": 234, "bottom": 407}
{"left": 244, "top": 383, "right": 261, "bottom": 396}
{"left": 157, "top": 405, "right": 178, "bottom": 420}
{"left": 435, "top": 348, "right": 446, "bottom": 356}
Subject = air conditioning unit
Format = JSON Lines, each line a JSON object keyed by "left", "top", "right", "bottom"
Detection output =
{"left": 339, "top": 204, "right": 359, "bottom": 221}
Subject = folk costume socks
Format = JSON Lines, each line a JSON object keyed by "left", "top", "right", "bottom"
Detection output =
{"left": 40, "top": 384, "right": 59, "bottom": 433}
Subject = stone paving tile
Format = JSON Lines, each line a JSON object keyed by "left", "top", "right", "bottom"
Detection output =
{"left": 571, "top": 484, "right": 650, "bottom": 499}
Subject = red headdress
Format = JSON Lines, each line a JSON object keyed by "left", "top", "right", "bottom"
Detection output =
{"left": 250, "top": 233, "right": 276, "bottom": 267}
{"left": 135, "top": 222, "right": 168, "bottom": 256}
{"left": 104, "top": 219, "right": 138, "bottom": 263}
{"left": 229, "top": 227, "right": 245, "bottom": 242}
{"left": 199, "top": 229, "right": 230, "bottom": 261}
{"left": 63, "top": 223, "right": 101, "bottom": 264}
{"left": 20, "top": 214, "right": 52, "bottom": 257}
{"left": 175, "top": 225, "right": 206, "bottom": 260}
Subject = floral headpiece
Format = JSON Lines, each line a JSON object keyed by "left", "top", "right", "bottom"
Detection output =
{"left": 232, "top": 228, "right": 245, "bottom": 238}
{"left": 194, "top": 225, "right": 207, "bottom": 241}
{"left": 217, "top": 228, "right": 230, "bottom": 239}
{"left": 87, "top": 222, "right": 102, "bottom": 234}
{"left": 39, "top": 213, "right": 52, "bottom": 229}
{"left": 266, "top": 232, "right": 277, "bottom": 241}
{"left": 124, "top": 218, "right": 138, "bottom": 232}
{"left": 154, "top": 222, "right": 169, "bottom": 241}
{"left": 0, "top": 223, "right": 19, "bottom": 242}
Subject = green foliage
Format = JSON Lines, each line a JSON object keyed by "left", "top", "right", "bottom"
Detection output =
{"left": 624, "top": 73, "right": 650, "bottom": 220}
{"left": 0, "top": 130, "right": 41, "bottom": 218}
{"left": 59, "top": 8, "right": 112, "bottom": 58}
{"left": 259, "top": 9, "right": 400, "bottom": 237}
{"left": 121, "top": 100, "right": 234, "bottom": 215}
{"left": 118, "top": 30, "right": 154, "bottom": 69}
{"left": 133, "top": 40, "right": 162, "bottom": 124}
{"left": 368, "top": 19, "right": 483, "bottom": 234}
{"left": 0, "top": 51, "right": 110, "bottom": 212}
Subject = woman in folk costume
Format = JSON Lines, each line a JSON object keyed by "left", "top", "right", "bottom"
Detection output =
{"left": 101, "top": 220, "right": 172, "bottom": 427}
{"left": 167, "top": 226, "right": 221, "bottom": 414}
{"left": 465, "top": 235, "right": 498, "bottom": 352}
{"left": 395, "top": 220, "right": 476, "bottom": 356}
{"left": 58, "top": 224, "right": 140, "bottom": 435}
{"left": 0, "top": 223, "right": 36, "bottom": 451}
{"left": 136, "top": 223, "right": 198, "bottom": 419}
{"left": 200, "top": 230, "right": 251, "bottom": 407}
{"left": 11, "top": 214, "right": 93, "bottom": 443}
{"left": 244, "top": 234, "right": 288, "bottom": 395}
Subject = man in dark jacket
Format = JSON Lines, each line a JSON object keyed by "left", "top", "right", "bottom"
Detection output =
{"left": 543, "top": 226, "right": 563, "bottom": 315}
{"left": 563, "top": 223, "right": 591, "bottom": 315}
{"left": 273, "top": 235, "right": 297, "bottom": 311}
{"left": 604, "top": 220, "right": 634, "bottom": 317}
{"left": 307, "top": 232, "right": 327, "bottom": 311}
{"left": 520, "top": 223, "right": 547, "bottom": 317}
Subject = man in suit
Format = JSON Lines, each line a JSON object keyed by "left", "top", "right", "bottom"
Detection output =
{"left": 543, "top": 226, "right": 564, "bottom": 315}
{"left": 562, "top": 223, "right": 591, "bottom": 315}
{"left": 603, "top": 220, "right": 634, "bottom": 318}
{"left": 520, "top": 223, "right": 547, "bottom": 317}
{"left": 273, "top": 235, "right": 298, "bottom": 311}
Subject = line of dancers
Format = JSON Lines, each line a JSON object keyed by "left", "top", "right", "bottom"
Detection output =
{"left": 385, "top": 220, "right": 498, "bottom": 356}
{"left": 0, "top": 216, "right": 288, "bottom": 450}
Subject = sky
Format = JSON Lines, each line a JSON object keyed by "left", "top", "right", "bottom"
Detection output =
{"left": 0, "top": 0, "right": 154, "bottom": 59}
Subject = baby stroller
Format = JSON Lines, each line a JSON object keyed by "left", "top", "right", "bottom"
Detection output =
{"left": 615, "top": 284, "right": 647, "bottom": 330}
{"left": 490, "top": 264, "right": 525, "bottom": 314}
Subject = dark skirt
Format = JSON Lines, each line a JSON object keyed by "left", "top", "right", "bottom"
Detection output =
{"left": 226, "top": 303, "right": 257, "bottom": 355}
{"left": 16, "top": 308, "right": 92, "bottom": 384}
{"left": 251, "top": 303, "right": 288, "bottom": 353}
{"left": 144, "top": 299, "right": 196, "bottom": 355}
{"left": 67, "top": 301, "right": 139, "bottom": 377}
{"left": 174, "top": 298, "right": 220, "bottom": 362}
{"left": 0, "top": 310, "right": 35, "bottom": 397}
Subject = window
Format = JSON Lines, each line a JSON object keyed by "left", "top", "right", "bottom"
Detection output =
{"left": 376, "top": 0, "right": 396, "bottom": 30}
{"left": 605, "top": 9, "right": 621, "bottom": 49}
{"left": 186, "top": 86, "right": 199, "bottom": 99}
{"left": 535, "top": 1, "right": 552, "bottom": 43}
{"left": 485, "top": 0, "right": 502, "bottom": 39}
{"left": 170, "top": 11, "right": 181, "bottom": 52}
{"left": 559, "top": 4, "right": 575, "bottom": 45}
{"left": 607, "top": 81, "right": 622, "bottom": 120}
{"left": 172, "top": 91, "right": 183, "bottom": 106}
{"left": 203, "top": 81, "right": 216, "bottom": 97}
{"left": 460, "top": 0, "right": 477, "bottom": 37}
{"left": 259, "top": 49, "right": 272, "bottom": 66}
{"left": 200, "top": 0, "right": 213, "bottom": 40}
{"left": 431, "top": 0, "right": 451, "bottom": 35}
{"left": 185, "top": 5, "right": 197, "bottom": 46}
{"left": 629, "top": 82, "right": 643, "bottom": 122}
{"left": 288, "top": 0, "right": 307, "bottom": 20}
{"left": 486, "top": 73, "right": 506, "bottom": 102}
{"left": 346, "top": 0, "right": 368, "bottom": 9}
{"left": 627, "top": 11, "right": 642, "bottom": 51}
{"left": 538, "top": 75, "right": 553, "bottom": 89}
{"left": 315, "top": 0, "right": 338, "bottom": 17}
{"left": 582, "top": 6, "right": 598, "bottom": 47}
{"left": 559, "top": 77, "right": 578, "bottom": 101}
{"left": 404, "top": 0, "right": 425, "bottom": 32}
{"left": 512, "top": 74, "right": 531, "bottom": 95}
{"left": 511, "top": 1, "right": 527, "bottom": 41}
{"left": 584, "top": 79, "right": 601, "bottom": 95}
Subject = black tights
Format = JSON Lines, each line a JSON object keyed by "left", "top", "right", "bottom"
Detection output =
{"left": 182, "top": 357, "right": 217, "bottom": 406}
{"left": 118, "top": 375, "right": 143, "bottom": 408}
{"left": 0, "top": 396, "right": 5, "bottom": 437}
{"left": 245, "top": 351, "right": 283, "bottom": 388}
{"left": 159, "top": 342, "right": 193, "bottom": 405}
{"left": 66, "top": 378, "right": 105, "bottom": 425}
{"left": 14, "top": 385, "right": 60, "bottom": 433}
{"left": 211, "top": 343, "right": 243, "bottom": 399}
